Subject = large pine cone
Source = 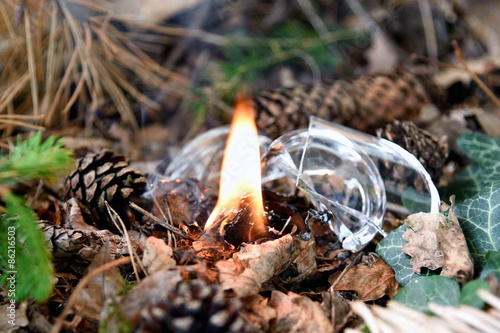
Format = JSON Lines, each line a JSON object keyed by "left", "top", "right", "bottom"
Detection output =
{"left": 135, "top": 280, "right": 249, "bottom": 333}
{"left": 64, "top": 150, "right": 147, "bottom": 232}
{"left": 377, "top": 120, "right": 449, "bottom": 183}
{"left": 254, "top": 68, "right": 444, "bottom": 138}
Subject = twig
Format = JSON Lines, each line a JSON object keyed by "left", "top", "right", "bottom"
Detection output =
{"left": 452, "top": 40, "right": 500, "bottom": 109}
{"left": 105, "top": 202, "right": 141, "bottom": 283}
{"left": 50, "top": 256, "right": 131, "bottom": 333}
{"left": 418, "top": 0, "right": 438, "bottom": 60}
{"left": 129, "top": 202, "right": 191, "bottom": 240}
{"left": 279, "top": 217, "right": 292, "bottom": 236}
{"left": 328, "top": 251, "right": 363, "bottom": 292}
{"left": 153, "top": 196, "right": 176, "bottom": 247}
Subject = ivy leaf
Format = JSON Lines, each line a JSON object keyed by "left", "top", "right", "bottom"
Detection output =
{"left": 480, "top": 251, "right": 500, "bottom": 281}
{"left": 376, "top": 225, "right": 417, "bottom": 286}
{"left": 393, "top": 276, "right": 460, "bottom": 313}
{"left": 460, "top": 279, "right": 489, "bottom": 309}
{"left": 457, "top": 132, "right": 500, "bottom": 181}
{"left": 455, "top": 182, "right": 500, "bottom": 271}
{"left": 441, "top": 163, "right": 483, "bottom": 202}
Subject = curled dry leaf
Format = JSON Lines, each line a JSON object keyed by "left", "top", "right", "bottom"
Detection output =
{"left": 141, "top": 236, "right": 176, "bottom": 275}
{"left": 267, "top": 290, "right": 333, "bottom": 333}
{"left": 402, "top": 211, "right": 474, "bottom": 284}
{"left": 330, "top": 258, "right": 400, "bottom": 301}
{"left": 216, "top": 234, "right": 316, "bottom": 297}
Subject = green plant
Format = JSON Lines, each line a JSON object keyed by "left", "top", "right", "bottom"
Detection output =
{"left": 377, "top": 132, "right": 500, "bottom": 313}
{"left": 442, "top": 132, "right": 500, "bottom": 202}
{"left": 0, "top": 132, "right": 74, "bottom": 301}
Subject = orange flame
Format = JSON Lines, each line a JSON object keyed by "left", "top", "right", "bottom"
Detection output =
{"left": 204, "top": 99, "right": 267, "bottom": 236}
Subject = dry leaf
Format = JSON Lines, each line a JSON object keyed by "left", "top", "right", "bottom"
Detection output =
{"left": 402, "top": 211, "right": 474, "bottom": 284}
{"left": 267, "top": 290, "right": 333, "bottom": 333}
{"left": 142, "top": 236, "right": 176, "bottom": 275}
{"left": 216, "top": 235, "right": 316, "bottom": 297}
{"left": 243, "top": 295, "right": 278, "bottom": 332}
{"left": 73, "top": 244, "right": 123, "bottom": 321}
{"left": 330, "top": 258, "right": 400, "bottom": 301}
{"left": 321, "top": 292, "right": 355, "bottom": 332}
{"left": 115, "top": 269, "right": 183, "bottom": 330}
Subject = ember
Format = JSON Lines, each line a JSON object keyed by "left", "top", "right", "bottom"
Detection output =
{"left": 204, "top": 99, "right": 268, "bottom": 241}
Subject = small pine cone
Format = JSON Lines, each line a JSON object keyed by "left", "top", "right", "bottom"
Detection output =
{"left": 377, "top": 120, "right": 449, "bottom": 183}
{"left": 136, "top": 280, "right": 249, "bottom": 333}
{"left": 64, "top": 150, "right": 147, "bottom": 232}
{"left": 254, "top": 68, "right": 444, "bottom": 138}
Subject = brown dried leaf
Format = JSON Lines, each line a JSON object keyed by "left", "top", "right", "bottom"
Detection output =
{"left": 321, "top": 292, "right": 355, "bottom": 332}
{"left": 330, "top": 258, "right": 400, "bottom": 301}
{"left": 114, "top": 270, "right": 183, "bottom": 330}
{"left": 216, "top": 235, "right": 316, "bottom": 297}
{"left": 142, "top": 236, "right": 176, "bottom": 275}
{"left": 267, "top": 290, "right": 334, "bottom": 333}
{"left": 63, "top": 198, "right": 94, "bottom": 231}
{"left": 73, "top": 244, "right": 122, "bottom": 321}
{"left": 402, "top": 211, "right": 474, "bottom": 284}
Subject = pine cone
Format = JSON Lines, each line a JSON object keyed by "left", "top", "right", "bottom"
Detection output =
{"left": 136, "top": 280, "right": 249, "bottom": 333}
{"left": 64, "top": 150, "right": 147, "bottom": 232}
{"left": 377, "top": 120, "right": 449, "bottom": 183}
{"left": 254, "top": 68, "right": 444, "bottom": 138}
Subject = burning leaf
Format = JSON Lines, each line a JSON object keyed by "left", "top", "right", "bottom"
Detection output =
{"left": 216, "top": 234, "right": 316, "bottom": 297}
{"left": 142, "top": 236, "right": 176, "bottom": 275}
{"left": 330, "top": 258, "right": 400, "bottom": 301}
{"left": 267, "top": 290, "right": 333, "bottom": 332}
{"left": 205, "top": 99, "right": 266, "bottom": 238}
{"left": 402, "top": 211, "right": 473, "bottom": 284}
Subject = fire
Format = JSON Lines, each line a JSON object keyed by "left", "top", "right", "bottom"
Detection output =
{"left": 204, "top": 99, "right": 267, "bottom": 237}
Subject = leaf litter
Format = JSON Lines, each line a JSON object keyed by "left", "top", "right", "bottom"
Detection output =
{"left": 2, "top": 0, "right": 500, "bottom": 332}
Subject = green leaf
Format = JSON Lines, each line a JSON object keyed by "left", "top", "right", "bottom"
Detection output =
{"left": 455, "top": 182, "right": 500, "bottom": 271}
{"left": 393, "top": 276, "right": 460, "bottom": 313}
{"left": 0, "top": 194, "right": 54, "bottom": 301}
{"left": 457, "top": 132, "right": 500, "bottom": 181}
{"left": 480, "top": 251, "right": 500, "bottom": 281}
{"left": 441, "top": 163, "right": 483, "bottom": 202}
{"left": 376, "top": 225, "right": 417, "bottom": 286}
{"left": 460, "top": 279, "right": 489, "bottom": 309}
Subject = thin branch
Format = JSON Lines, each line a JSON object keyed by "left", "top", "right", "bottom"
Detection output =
{"left": 129, "top": 202, "right": 192, "bottom": 240}
{"left": 452, "top": 40, "right": 500, "bottom": 109}
{"left": 105, "top": 202, "right": 142, "bottom": 283}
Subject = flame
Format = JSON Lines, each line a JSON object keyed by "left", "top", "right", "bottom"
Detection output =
{"left": 204, "top": 99, "right": 267, "bottom": 236}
